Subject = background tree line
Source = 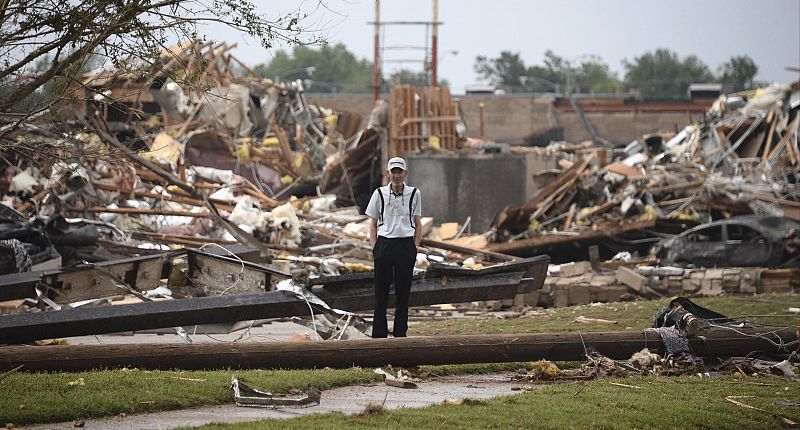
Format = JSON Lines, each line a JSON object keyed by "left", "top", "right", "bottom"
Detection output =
{"left": 254, "top": 42, "right": 447, "bottom": 93}
{"left": 255, "top": 44, "right": 760, "bottom": 100}
{"left": 475, "top": 48, "right": 760, "bottom": 99}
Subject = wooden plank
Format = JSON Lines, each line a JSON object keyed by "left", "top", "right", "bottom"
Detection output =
{"left": 67, "top": 207, "right": 212, "bottom": 218}
{"left": 421, "top": 238, "right": 520, "bottom": 262}
{"left": 524, "top": 152, "right": 595, "bottom": 210}
{"left": 489, "top": 220, "right": 656, "bottom": 255}
{"left": 91, "top": 180, "right": 235, "bottom": 211}
{"left": 272, "top": 120, "right": 298, "bottom": 176}
{"left": 761, "top": 113, "right": 779, "bottom": 162}
{"left": 767, "top": 117, "right": 800, "bottom": 161}
{"left": 2, "top": 327, "right": 794, "bottom": 371}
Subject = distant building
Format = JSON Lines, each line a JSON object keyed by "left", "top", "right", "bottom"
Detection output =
{"left": 687, "top": 83, "right": 723, "bottom": 101}
{"left": 465, "top": 84, "right": 507, "bottom": 95}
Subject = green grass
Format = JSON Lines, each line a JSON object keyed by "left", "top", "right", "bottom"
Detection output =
{"left": 2, "top": 294, "right": 798, "bottom": 426}
{"left": 192, "top": 375, "right": 800, "bottom": 430}
{"left": 0, "top": 368, "right": 379, "bottom": 425}
{"left": 411, "top": 294, "right": 800, "bottom": 335}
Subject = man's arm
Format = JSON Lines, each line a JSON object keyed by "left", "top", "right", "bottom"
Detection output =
{"left": 413, "top": 215, "right": 422, "bottom": 248}
{"left": 369, "top": 217, "right": 378, "bottom": 247}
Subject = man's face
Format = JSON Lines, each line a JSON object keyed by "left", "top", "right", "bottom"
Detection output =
{"left": 389, "top": 167, "right": 407, "bottom": 185}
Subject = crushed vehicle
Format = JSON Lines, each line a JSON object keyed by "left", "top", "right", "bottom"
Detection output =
{"left": 653, "top": 215, "right": 800, "bottom": 268}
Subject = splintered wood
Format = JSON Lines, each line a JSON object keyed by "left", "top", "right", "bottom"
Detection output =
{"left": 389, "top": 85, "right": 459, "bottom": 158}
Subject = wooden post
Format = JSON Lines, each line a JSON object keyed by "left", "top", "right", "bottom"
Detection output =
{"left": 371, "top": 0, "right": 381, "bottom": 103}
{"left": 479, "top": 102, "right": 485, "bottom": 139}
{"left": 431, "top": 0, "right": 438, "bottom": 87}
{"left": 1, "top": 327, "right": 794, "bottom": 372}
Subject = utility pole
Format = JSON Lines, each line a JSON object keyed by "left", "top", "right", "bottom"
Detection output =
{"left": 431, "top": 0, "right": 438, "bottom": 87}
{"left": 372, "top": 0, "right": 381, "bottom": 103}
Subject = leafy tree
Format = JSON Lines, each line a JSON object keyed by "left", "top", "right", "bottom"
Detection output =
{"left": 254, "top": 43, "right": 373, "bottom": 93}
{"left": 476, "top": 50, "right": 619, "bottom": 95}
{"left": 0, "top": 0, "right": 320, "bottom": 147}
{"left": 388, "top": 69, "right": 449, "bottom": 87}
{"left": 474, "top": 51, "right": 527, "bottom": 91}
{"left": 718, "top": 55, "right": 758, "bottom": 92}
{"left": 623, "top": 48, "right": 714, "bottom": 100}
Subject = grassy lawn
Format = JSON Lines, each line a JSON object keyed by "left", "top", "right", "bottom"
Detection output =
{"left": 411, "top": 295, "right": 800, "bottom": 335}
{"left": 1, "top": 294, "right": 798, "bottom": 427}
{"left": 0, "top": 368, "right": 379, "bottom": 425}
{"left": 193, "top": 376, "right": 800, "bottom": 430}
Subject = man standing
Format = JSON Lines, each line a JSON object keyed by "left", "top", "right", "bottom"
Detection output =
{"left": 365, "top": 157, "right": 422, "bottom": 338}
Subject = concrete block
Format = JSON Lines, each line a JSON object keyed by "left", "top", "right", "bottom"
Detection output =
{"left": 682, "top": 278, "right": 699, "bottom": 294}
{"left": 589, "top": 275, "right": 617, "bottom": 288}
{"left": 568, "top": 284, "right": 592, "bottom": 305}
{"left": 666, "top": 277, "right": 683, "bottom": 295}
{"left": 616, "top": 266, "right": 647, "bottom": 292}
{"left": 688, "top": 270, "right": 705, "bottom": 280}
{"left": 589, "top": 284, "right": 610, "bottom": 301}
{"left": 553, "top": 289, "right": 570, "bottom": 308}
{"left": 560, "top": 261, "right": 593, "bottom": 278}
{"left": 515, "top": 291, "right": 541, "bottom": 307}
{"left": 603, "top": 286, "right": 629, "bottom": 302}
{"left": 704, "top": 268, "right": 724, "bottom": 280}
{"left": 556, "top": 277, "right": 575, "bottom": 287}
{"left": 740, "top": 269, "right": 759, "bottom": 294}
{"left": 699, "top": 278, "right": 723, "bottom": 296}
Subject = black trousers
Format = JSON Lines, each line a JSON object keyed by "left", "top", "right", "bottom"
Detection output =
{"left": 372, "top": 236, "right": 416, "bottom": 338}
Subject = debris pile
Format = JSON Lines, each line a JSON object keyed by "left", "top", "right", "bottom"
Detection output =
{"left": 540, "top": 260, "right": 799, "bottom": 308}
{"left": 518, "top": 297, "right": 800, "bottom": 380}
{"left": 0, "top": 42, "right": 552, "bottom": 343}
{"left": 490, "top": 81, "right": 800, "bottom": 263}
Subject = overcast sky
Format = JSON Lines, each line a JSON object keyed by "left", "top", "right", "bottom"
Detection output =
{"left": 211, "top": 0, "right": 800, "bottom": 94}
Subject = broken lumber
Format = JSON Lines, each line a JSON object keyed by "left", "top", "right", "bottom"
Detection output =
{"left": 1, "top": 327, "right": 795, "bottom": 371}
{"left": 421, "top": 238, "right": 516, "bottom": 262}
{"left": 488, "top": 220, "right": 656, "bottom": 255}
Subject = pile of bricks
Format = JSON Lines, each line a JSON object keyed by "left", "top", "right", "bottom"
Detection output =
{"left": 538, "top": 261, "right": 799, "bottom": 308}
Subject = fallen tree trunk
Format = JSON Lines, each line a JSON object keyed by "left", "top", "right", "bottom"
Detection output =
{"left": 1, "top": 328, "right": 796, "bottom": 372}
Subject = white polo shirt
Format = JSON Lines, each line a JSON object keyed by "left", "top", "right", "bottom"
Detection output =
{"left": 365, "top": 183, "right": 422, "bottom": 238}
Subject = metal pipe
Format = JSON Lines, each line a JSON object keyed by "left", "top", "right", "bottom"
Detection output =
{"left": 431, "top": 0, "right": 438, "bottom": 87}
{"left": 372, "top": 0, "right": 380, "bottom": 103}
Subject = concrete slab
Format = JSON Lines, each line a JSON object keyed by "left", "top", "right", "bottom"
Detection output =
{"left": 29, "top": 374, "right": 531, "bottom": 430}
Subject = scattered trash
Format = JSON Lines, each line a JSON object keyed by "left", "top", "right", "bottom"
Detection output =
{"left": 726, "top": 396, "right": 798, "bottom": 427}
{"left": 67, "top": 378, "right": 85, "bottom": 387}
{"left": 230, "top": 377, "right": 320, "bottom": 408}
{"left": 374, "top": 368, "right": 418, "bottom": 389}
{"left": 574, "top": 316, "right": 617, "bottom": 324}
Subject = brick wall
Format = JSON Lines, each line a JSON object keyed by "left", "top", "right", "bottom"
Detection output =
{"left": 306, "top": 93, "right": 702, "bottom": 145}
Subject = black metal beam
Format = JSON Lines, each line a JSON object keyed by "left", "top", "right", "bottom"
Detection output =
{"left": 0, "top": 254, "right": 169, "bottom": 303}
{"left": 0, "top": 272, "right": 525, "bottom": 344}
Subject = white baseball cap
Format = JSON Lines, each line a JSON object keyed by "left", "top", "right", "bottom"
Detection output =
{"left": 387, "top": 157, "right": 407, "bottom": 171}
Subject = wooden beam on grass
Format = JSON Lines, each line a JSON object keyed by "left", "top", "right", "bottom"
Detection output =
{"left": 1, "top": 327, "right": 795, "bottom": 371}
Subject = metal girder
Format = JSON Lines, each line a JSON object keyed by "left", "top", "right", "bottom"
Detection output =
{"left": 186, "top": 249, "right": 290, "bottom": 295}
{"left": 0, "top": 272, "right": 525, "bottom": 344}
{"left": 0, "top": 254, "right": 168, "bottom": 303}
